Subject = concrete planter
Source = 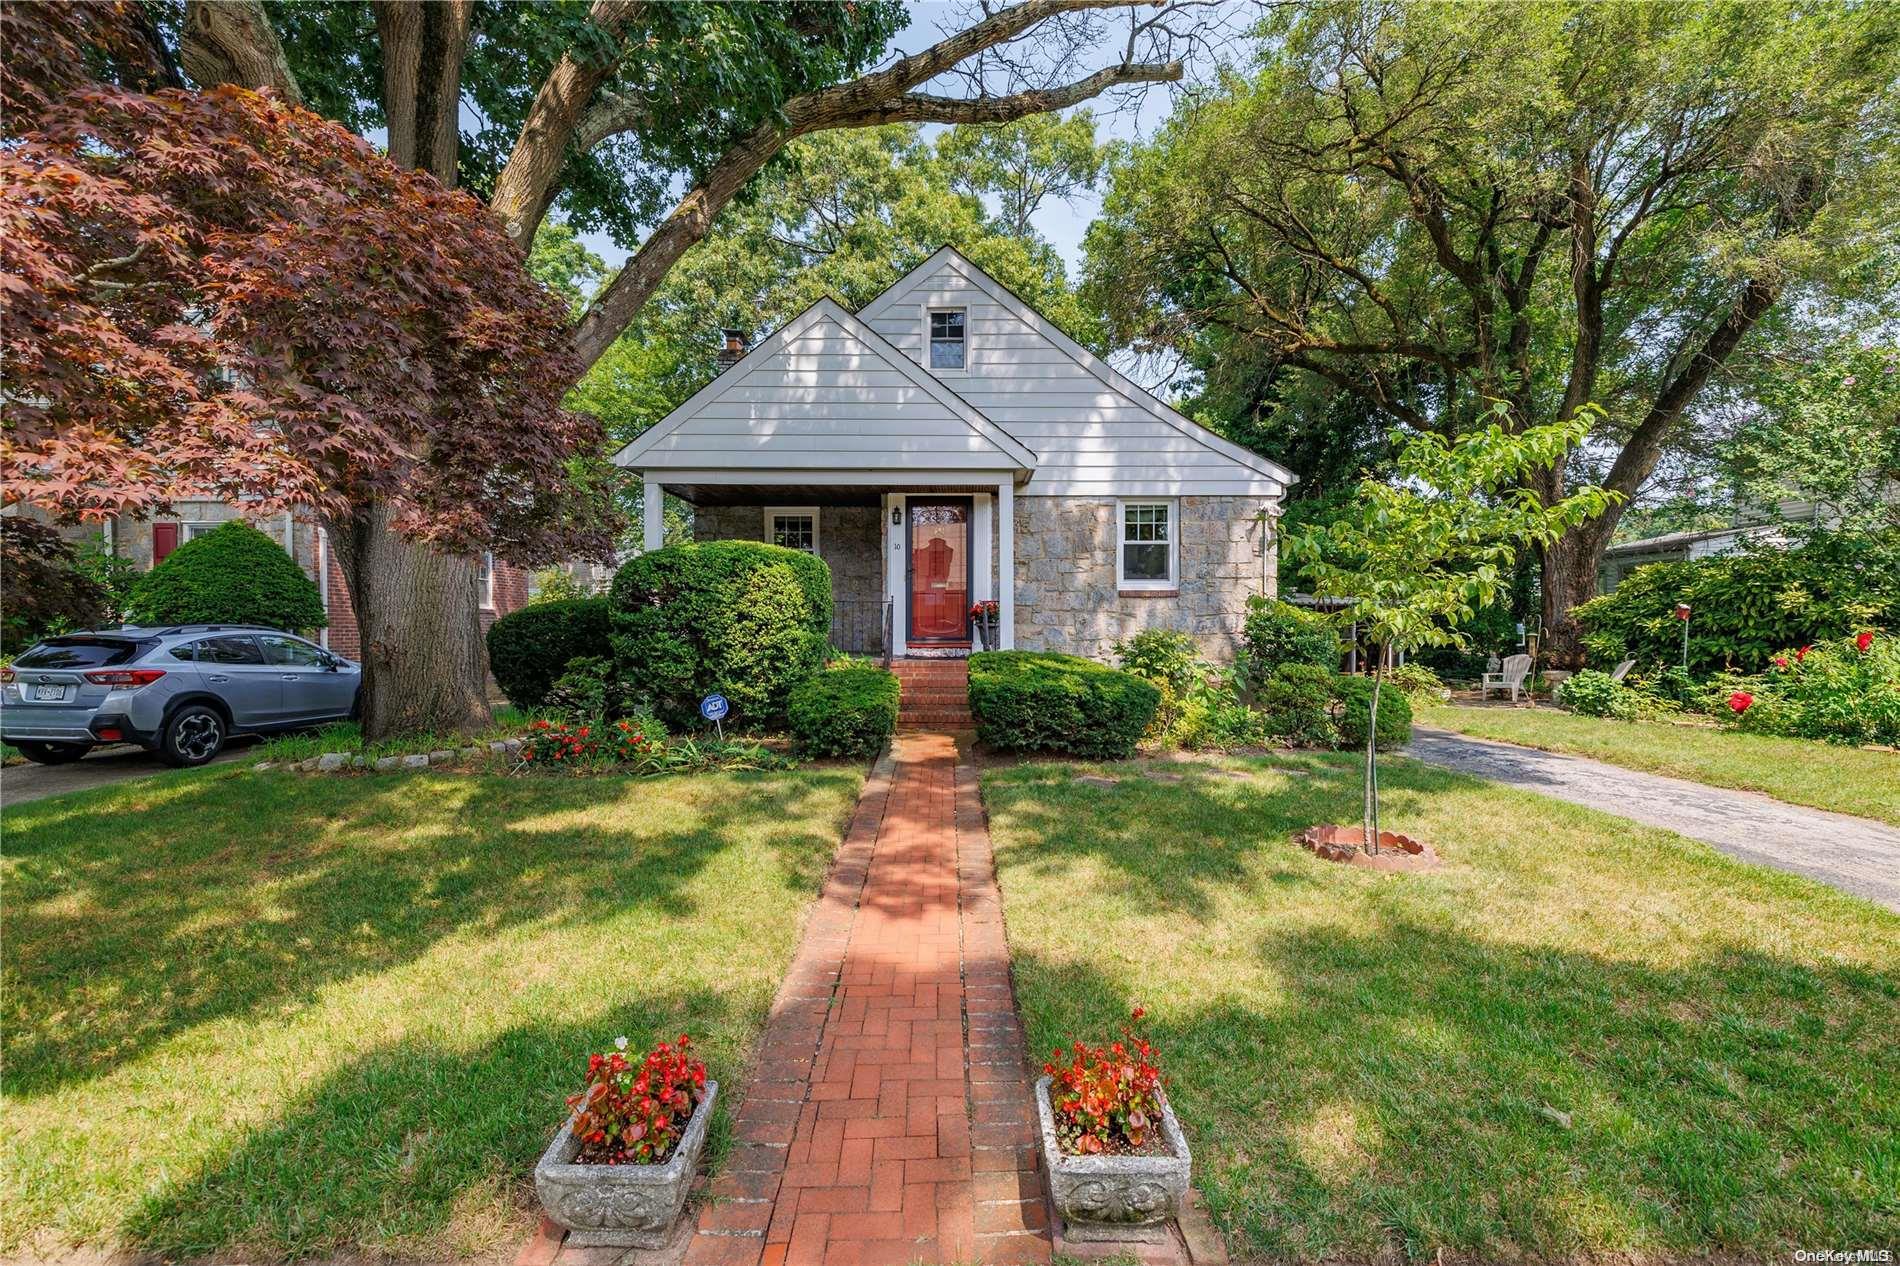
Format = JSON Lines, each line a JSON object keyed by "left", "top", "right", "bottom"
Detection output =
{"left": 1034, "top": 1074, "right": 1191, "bottom": 1242}
{"left": 533, "top": 1080, "right": 718, "bottom": 1248}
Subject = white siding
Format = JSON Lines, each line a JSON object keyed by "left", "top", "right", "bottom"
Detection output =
{"left": 861, "top": 256, "right": 1287, "bottom": 498}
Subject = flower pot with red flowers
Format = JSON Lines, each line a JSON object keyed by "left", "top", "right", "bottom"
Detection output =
{"left": 1033, "top": 1008, "right": 1191, "bottom": 1242}
{"left": 970, "top": 599, "right": 1001, "bottom": 650}
{"left": 534, "top": 1035, "right": 717, "bottom": 1249}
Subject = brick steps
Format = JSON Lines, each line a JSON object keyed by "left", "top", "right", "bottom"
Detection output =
{"left": 894, "top": 659, "right": 973, "bottom": 731}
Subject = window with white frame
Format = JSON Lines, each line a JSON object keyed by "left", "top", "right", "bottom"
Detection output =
{"left": 1117, "top": 500, "right": 1176, "bottom": 589}
{"left": 183, "top": 518, "right": 291, "bottom": 551}
{"left": 479, "top": 551, "right": 495, "bottom": 608}
{"left": 927, "top": 309, "right": 966, "bottom": 371}
{"left": 765, "top": 507, "right": 820, "bottom": 555}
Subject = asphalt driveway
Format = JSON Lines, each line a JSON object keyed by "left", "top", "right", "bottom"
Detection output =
{"left": 0, "top": 738, "right": 257, "bottom": 808}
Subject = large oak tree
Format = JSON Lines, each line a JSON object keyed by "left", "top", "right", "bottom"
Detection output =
{"left": 1087, "top": 0, "right": 1899, "bottom": 661}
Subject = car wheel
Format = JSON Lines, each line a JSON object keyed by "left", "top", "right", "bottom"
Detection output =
{"left": 14, "top": 741, "right": 91, "bottom": 766}
{"left": 159, "top": 705, "right": 226, "bottom": 767}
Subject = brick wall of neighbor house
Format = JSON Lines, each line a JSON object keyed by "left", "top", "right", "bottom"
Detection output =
{"left": 1013, "top": 495, "right": 1274, "bottom": 663}
{"left": 693, "top": 504, "right": 885, "bottom": 653}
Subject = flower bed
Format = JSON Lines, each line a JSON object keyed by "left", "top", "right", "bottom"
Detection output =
{"left": 520, "top": 718, "right": 792, "bottom": 776}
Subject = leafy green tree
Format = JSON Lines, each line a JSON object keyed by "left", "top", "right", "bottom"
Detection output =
{"left": 937, "top": 111, "right": 1110, "bottom": 238}
{"left": 527, "top": 220, "right": 607, "bottom": 315}
{"left": 1730, "top": 340, "right": 1900, "bottom": 531}
{"left": 1089, "top": 0, "right": 1900, "bottom": 664}
{"left": 1288, "top": 408, "right": 1617, "bottom": 852}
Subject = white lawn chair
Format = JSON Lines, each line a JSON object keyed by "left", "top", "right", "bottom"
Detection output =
{"left": 1609, "top": 658, "right": 1636, "bottom": 682}
{"left": 1481, "top": 653, "right": 1534, "bottom": 702}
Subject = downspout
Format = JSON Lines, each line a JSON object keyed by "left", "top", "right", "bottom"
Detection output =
{"left": 316, "top": 526, "right": 330, "bottom": 649}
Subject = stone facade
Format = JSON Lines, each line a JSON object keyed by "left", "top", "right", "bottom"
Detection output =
{"left": 694, "top": 504, "right": 886, "bottom": 654}
{"left": 1012, "top": 495, "right": 1274, "bottom": 662}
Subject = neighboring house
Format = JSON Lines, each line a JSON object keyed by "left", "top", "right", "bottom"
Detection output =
{"left": 1596, "top": 499, "right": 1840, "bottom": 592}
{"left": 24, "top": 503, "right": 530, "bottom": 657}
{"left": 615, "top": 247, "right": 1296, "bottom": 661}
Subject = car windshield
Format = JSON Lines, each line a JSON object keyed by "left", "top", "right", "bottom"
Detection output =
{"left": 14, "top": 637, "right": 154, "bottom": 669}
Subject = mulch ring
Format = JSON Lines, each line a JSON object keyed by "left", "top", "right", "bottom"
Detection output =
{"left": 1296, "top": 823, "right": 1442, "bottom": 873}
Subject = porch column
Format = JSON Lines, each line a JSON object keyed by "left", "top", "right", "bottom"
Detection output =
{"left": 642, "top": 476, "right": 664, "bottom": 552}
{"left": 996, "top": 478, "right": 1015, "bottom": 650}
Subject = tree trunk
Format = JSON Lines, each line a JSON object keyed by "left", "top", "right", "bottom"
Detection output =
{"left": 327, "top": 507, "right": 490, "bottom": 740}
{"left": 1539, "top": 530, "right": 1605, "bottom": 669}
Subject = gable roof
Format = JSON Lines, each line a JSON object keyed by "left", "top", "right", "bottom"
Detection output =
{"left": 859, "top": 246, "right": 1298, "bottom": 490}
{"left": 615, "top": 297, "right": 1038, "bottom": 474}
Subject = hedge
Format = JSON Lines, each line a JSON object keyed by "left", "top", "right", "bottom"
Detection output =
{"left": 789, "top": 665, "right": 900, "bottom": 758}
{"left": 611, "top": 540, "right": 831, "bottom": 728}
{"left": 487, "top": 597, "right": 612, "bottom": 709}
{"left": 1332, "top": 673, "right": 1413, "bottom": 751}
{"left": 126, "top": 521, "right": 325, "bottom": 632}
{"left": 967, "top": 650, "right": 1160, "bottom": 759}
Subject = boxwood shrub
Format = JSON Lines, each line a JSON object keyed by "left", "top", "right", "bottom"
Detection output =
{"left": 126, "top": 520, "right": 324, "bottom": 632}
{"left": 611, "top": 541, "right": 830, "bottom": 729}
{"left": 967, "top": 651, "right": 1160, "bottom": 759}
{"left": 789, "top": 665, "right": 900, "bottom": 758}
{"left": 1332, "top": 673, "right": 1413, "bottom": 750}
{"left": 485, "top": 596, "right": 611, "bottom": 710}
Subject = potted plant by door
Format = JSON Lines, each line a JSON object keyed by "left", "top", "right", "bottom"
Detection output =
{"left": 534, "top": 1035, "right": 719, "bottom": 1248}
{"left": 1034, "top": 1008, "right": 1191, "bottom": 1242}
{"left": 970, "top": 599, "right": 1001, "bottom": 650}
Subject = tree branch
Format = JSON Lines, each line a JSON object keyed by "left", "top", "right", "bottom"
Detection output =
{"left": 180, "top": 0, "right": 302, "bottom": 102}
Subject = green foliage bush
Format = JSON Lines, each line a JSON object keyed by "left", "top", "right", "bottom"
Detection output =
{"left": 611, "top": 541, "right": 831, "bottom": 729}
{"left": 1239, "top": 597, "right": 1339, "bottom": 684}
{"left": 1332, "top": 674, "right": 1412, "bottom": 750}
{"left": 1726, "top": 633, "right": 1900, "bottom": 746}
{"left": 1114, "top": 629, "right": 1201, "bottom": 692}
{"left": 486, "top": 597, "right": 612, "bottom": 710}
{"left": 1573, "top": 529, "right": 1899, "bottom": 677}
{"left": 1385, "top": 662, "right": 1448, "bottom": 702}
{"left": 1254, "top": 663, "right": 1339, "bottom": 748}
{"left": 542, "top": 652, "right": 645, "bottom": 720}
{"left": 126, "top": 521, "right": 325, "bottom": 632}
{"left": 1555, "top": 668, "right": 1631, "bottom": 718}
{"left": 0, "top": 519, "right": 106, "bottom": 654}
{"left": 788, "top": 665, "right": 900, "bottom": 758}
{"left": 967, "top": 651, "right": 1160, "bottom": 759}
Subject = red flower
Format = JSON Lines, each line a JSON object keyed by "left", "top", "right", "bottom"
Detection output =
{"left": 1797, "top": 644, "right": 1812, "bottom": 662}
{"left": 1773, "top": 656, "right": 1788, "bottom": 669}
{"left": 1728, "top": 691, "right": 1754, "bottom": 714}
{"left": 1857, "top": 631, "right": 1875, "bottom": 653}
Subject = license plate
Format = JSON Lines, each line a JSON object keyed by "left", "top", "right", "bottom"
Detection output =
{"left": 31, "top": 684, "right": 67, "bottom": 702}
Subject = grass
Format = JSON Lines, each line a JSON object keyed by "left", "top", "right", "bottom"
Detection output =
{"left": 1417, "top": 700, "right": 1900, "bottom": 826}
{"left": 253, "top": 705, "right": 542, "bottom": 764}
{"left": 1, "top": 760, "right": 862, "bottom": 1259}
{"left": 984, "top": 752, "right": 1900, "bottom": 1262}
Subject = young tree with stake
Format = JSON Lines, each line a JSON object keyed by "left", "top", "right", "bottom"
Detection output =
{"left": 1288, "top": 406, "right": 1617, "bottom": 852}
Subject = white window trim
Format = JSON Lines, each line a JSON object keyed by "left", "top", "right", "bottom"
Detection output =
{"left": 764, "top": 506, "right": 821, "bottom": 555}
{"left": 1115, "top": 498, "right": 1177, "bottom": 591}
{"left": 923, "top": 306, "right": 968, "bottom": 375}
{"left": 480, "top": 550, "right": 496, "bottom": 610}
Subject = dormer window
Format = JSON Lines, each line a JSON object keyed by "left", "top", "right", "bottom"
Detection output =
{"left": 928, "top": 309, "right": 966, "bottom": 371}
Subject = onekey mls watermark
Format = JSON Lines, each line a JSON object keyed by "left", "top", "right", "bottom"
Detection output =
{"left": 1793, "top": 1252, "right": 1894, "bottom": 1264}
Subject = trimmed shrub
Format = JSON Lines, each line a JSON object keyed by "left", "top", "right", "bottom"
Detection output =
{"left": 967, "top": 651, "right": 1160, "bottom": 759}
{"left": 611, "top": 541, "right": 831, "bottom": 729}
{"left": 789, "top": 665, "right": 900, "bottom": 758}
{"left": 1255, "top": 663, "right": 1339, "bottom": 748}
{"left": 0, "top": 519, "right": 106, "bottom": 654}
{"left": 126, "top": 521, "right": 324, "bottom": 632}
{"left": 1240, "top": 597, "right": 1339, "bottom": 685}
{"left": 486, "top": 596, "right": 612, "bottom": 710}
{"left": 1332, "top": 674, "right": 1412, "bottom": 750}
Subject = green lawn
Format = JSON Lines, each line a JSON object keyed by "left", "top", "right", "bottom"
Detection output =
{"left": 1418, "top": 701, "right": 1900, "bottom": 826}
{"left": 2, "top": 762, "right": 862, "bottom": 1259}
{"left": 984, "top": 753, "right": 1900, "bottom": 1262}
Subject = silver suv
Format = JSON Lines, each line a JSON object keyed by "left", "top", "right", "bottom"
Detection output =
{"left": 1, "top": 626, "right": 360, "bottom": 767}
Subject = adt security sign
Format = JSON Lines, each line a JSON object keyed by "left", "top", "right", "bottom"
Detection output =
{"left": 699, "top": 693, "right": 729, "bottom": 738}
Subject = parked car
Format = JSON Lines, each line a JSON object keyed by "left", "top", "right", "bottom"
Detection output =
{"left": 1, "top": 626, "right": 359, "bottom": 767}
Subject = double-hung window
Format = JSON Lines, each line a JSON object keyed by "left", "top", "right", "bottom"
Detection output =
{"left": 479, "top": 551, "right": 495, "bottom": 609}
{"left": 1117, "top": 500, "right": 1176, "bottom": 590}
{"left": 927, "top": 309, "right": 966, "bottom": 371}
{"left": 765, "top": 507, "right": 820, "bottom": 555}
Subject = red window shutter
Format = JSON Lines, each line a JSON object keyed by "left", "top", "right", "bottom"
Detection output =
{"left": 152, "top": 522, "right": 179, "bottom": 564}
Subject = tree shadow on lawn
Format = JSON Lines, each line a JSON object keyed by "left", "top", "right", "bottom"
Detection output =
{"left": 117, "top": 989, "right": 743, "bottom": 1260}
{"left": 1012, "top": 925, "right": 1899, "bottom": 1263}
{"left": 3, "top": 765, "right": 857, "bottom": 1099}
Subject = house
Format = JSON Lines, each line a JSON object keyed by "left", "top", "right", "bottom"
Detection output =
{"left": 28, "top": 504, "right": 531, "bottom": 658}
{"left": 1596, "top": 499, "right": 1842, "bottom": 592}
{"left": 615, "top": 247, "right": 1295, "bottom": 662}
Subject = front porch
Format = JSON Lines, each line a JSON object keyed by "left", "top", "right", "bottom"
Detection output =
{"left": 642, "top": 472, "right": 1022, "bottom": 660}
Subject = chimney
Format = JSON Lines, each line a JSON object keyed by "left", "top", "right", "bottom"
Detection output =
{"left": 717, "top": 327, "right": 748, "bottom": 370}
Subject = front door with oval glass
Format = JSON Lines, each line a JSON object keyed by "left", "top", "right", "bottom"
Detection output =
{"left": 907, "top": 498, "right": 972, "bottom": 645}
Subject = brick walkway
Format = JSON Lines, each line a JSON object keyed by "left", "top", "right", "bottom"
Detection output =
{"left": 524, "top": 732, "right": 1049, "bottom": 1266}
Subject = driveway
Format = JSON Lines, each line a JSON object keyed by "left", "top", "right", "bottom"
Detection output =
{"left": 1407, "top": 726, "right": 1900, "bottom": 913}
{"left": 0, "top": 738, "right": 257, "bottom": 809}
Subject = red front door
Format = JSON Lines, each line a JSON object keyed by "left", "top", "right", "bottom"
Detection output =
{"left": 907, "top": 498, "right": 971, "bottom": 644}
